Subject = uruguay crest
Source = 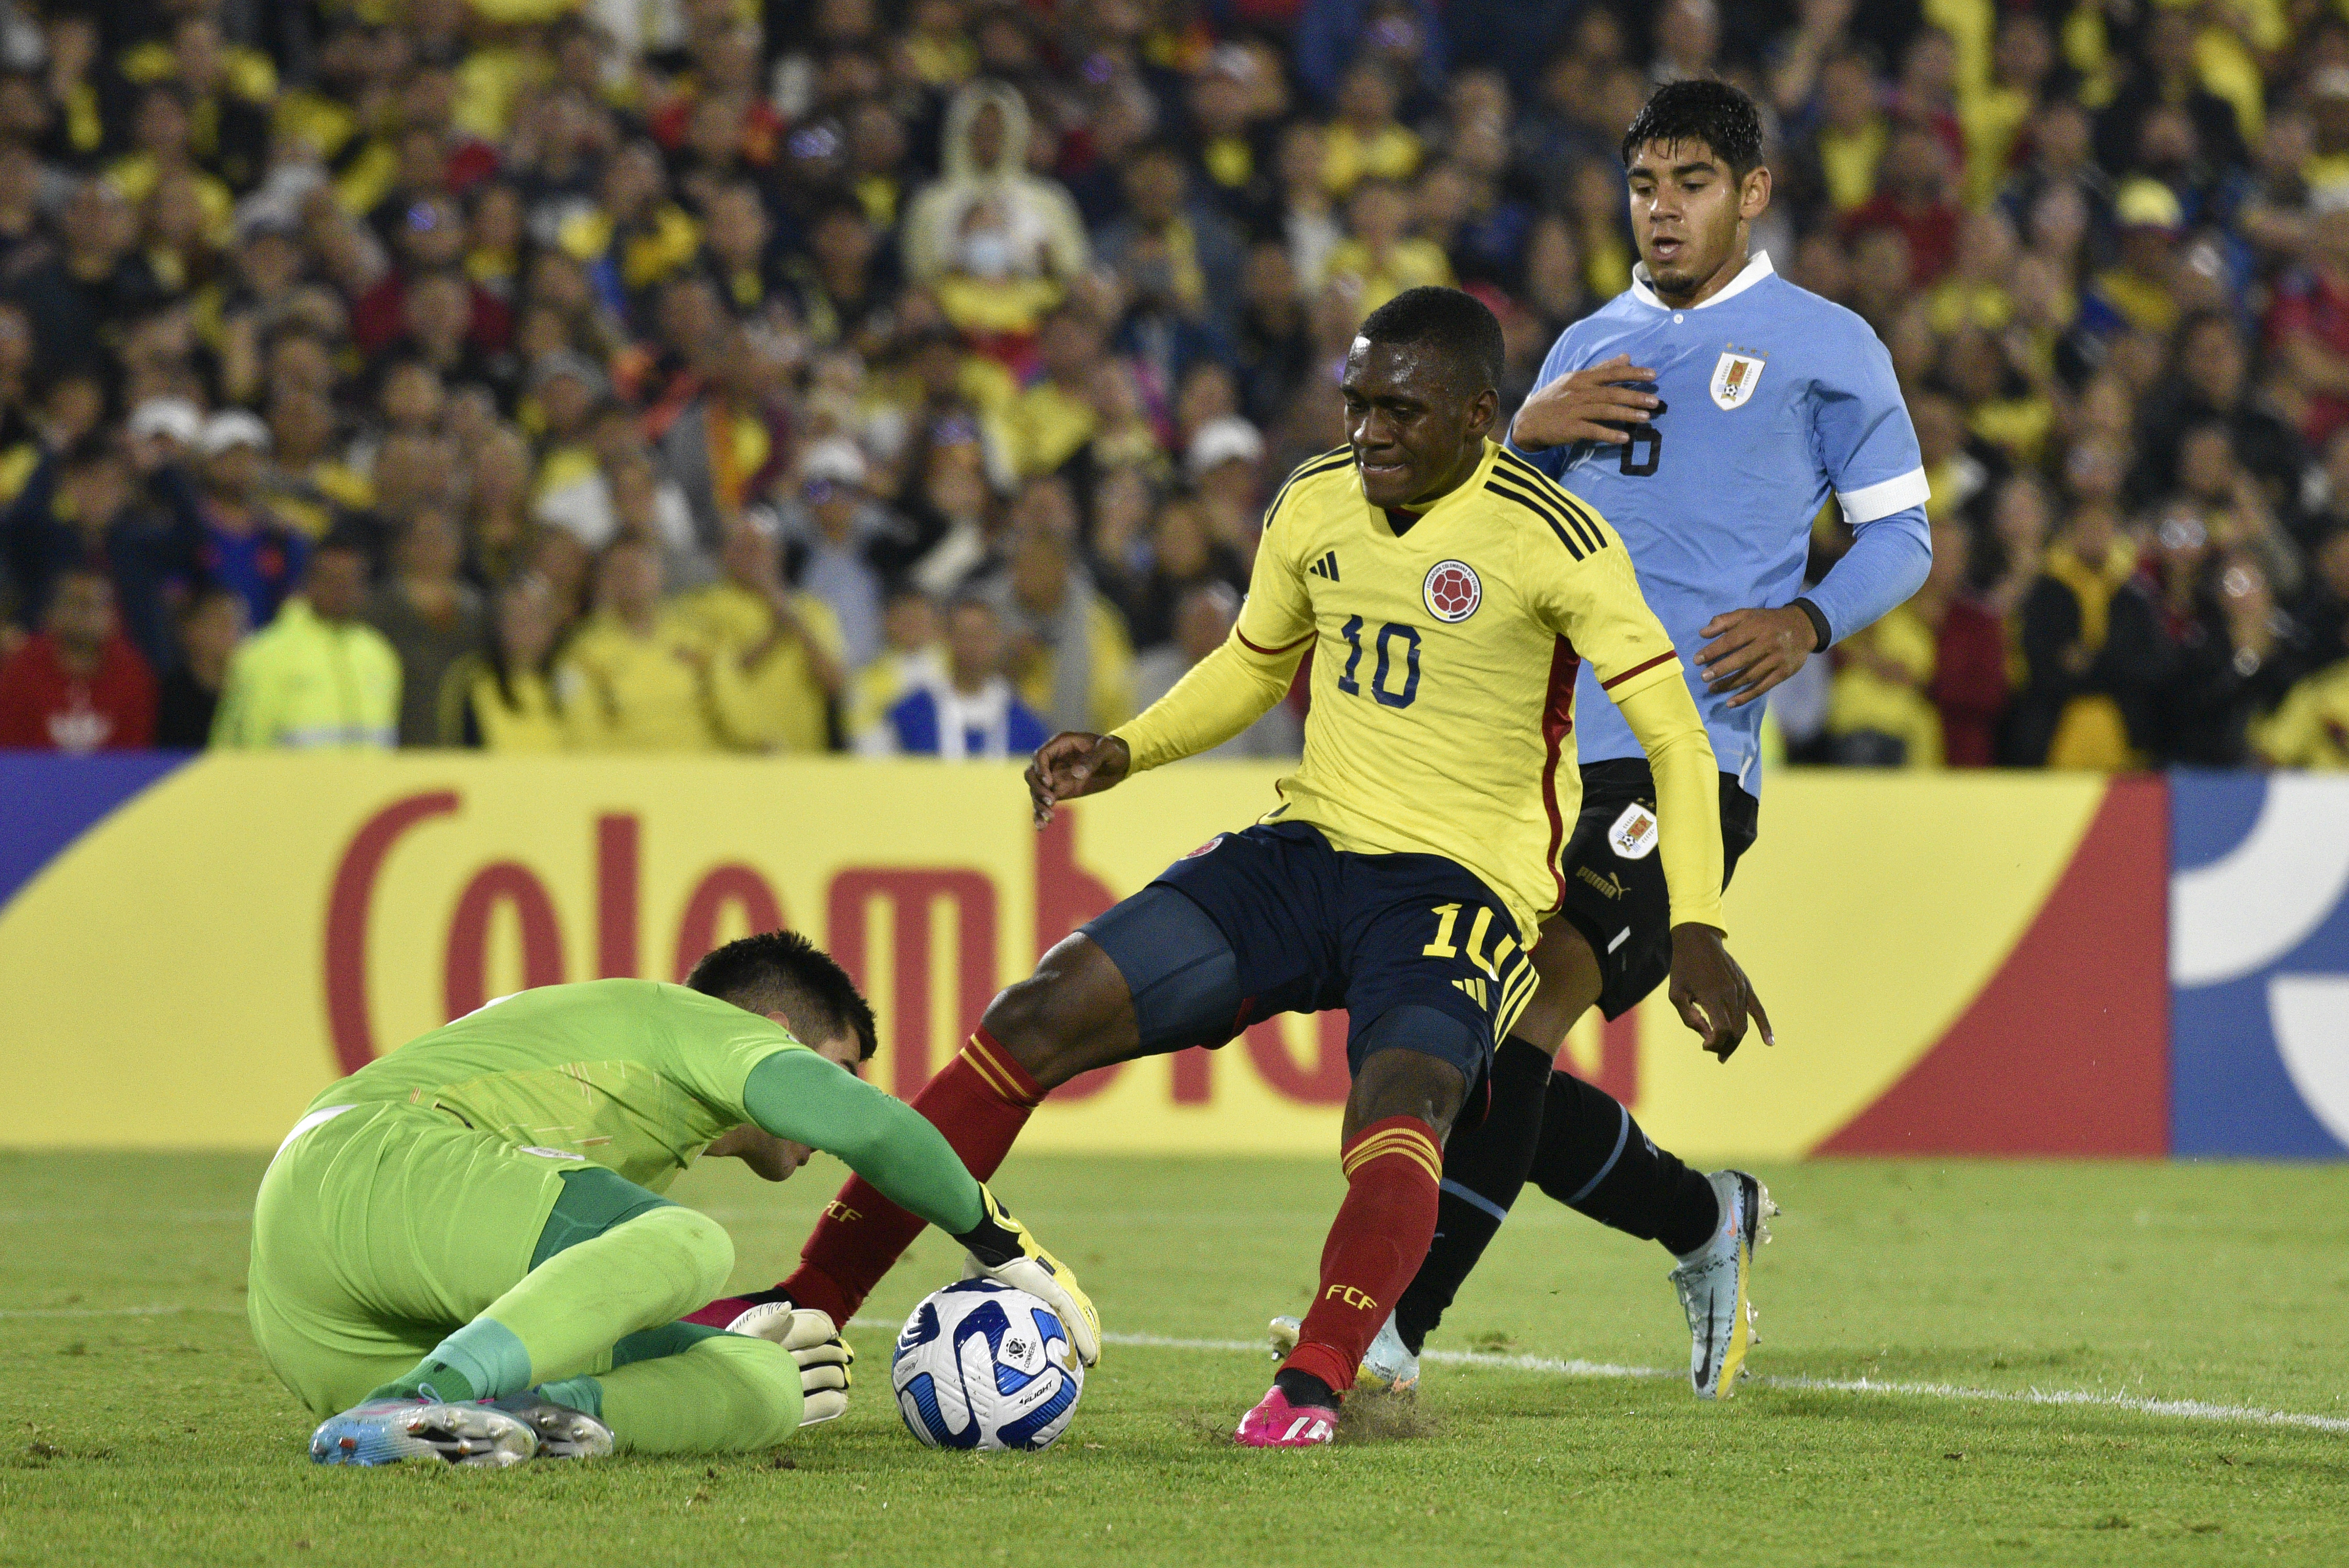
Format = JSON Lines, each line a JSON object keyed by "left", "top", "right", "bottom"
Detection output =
{"left": 1709, "top": 349, "right": 1765, "bottom": 411}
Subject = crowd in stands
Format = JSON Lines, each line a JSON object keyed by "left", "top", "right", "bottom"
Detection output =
{"left": 1, "top": 0, "right": 2347, "bottom": 770}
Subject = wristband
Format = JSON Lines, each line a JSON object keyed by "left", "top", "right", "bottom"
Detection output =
{"left": 1791, "top": 596, "right": 1832, "bottom": 652}
{"left": 952, "top": 1197, "right": 1026, "bottom": 1268}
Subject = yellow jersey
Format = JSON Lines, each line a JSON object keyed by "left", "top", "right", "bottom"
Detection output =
{"left": 1827, "top": 603, "right": 1944, "bottom": 767}
{"left": 677, "top": 582, "right": 845, "bottom": 754}
{"left": 1114, "top": 441, "right": 1724, "bottom": 938}
{"left": 2255, "top": 661, "right": 2349, "bottom": 770}
{"left": 556, "top": 610, "right": 723, "bottom": 752}
{"left": 1323, "top": 238, "right": 1457, "bottom": 322}
{"left": 437, "top": 655, "right": 565, "bottom": 751}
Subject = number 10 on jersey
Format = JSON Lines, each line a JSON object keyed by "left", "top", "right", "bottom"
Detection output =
{"left": 1335, "top": 615, "right": 1422, "bottom": 710}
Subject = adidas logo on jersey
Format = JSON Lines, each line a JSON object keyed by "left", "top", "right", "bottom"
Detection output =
{"left": 1453, "top": 975, "right": 1489, "bottom": 1006}
{"left": 1306, "top": 550, "right": 1341, "bottom": 581}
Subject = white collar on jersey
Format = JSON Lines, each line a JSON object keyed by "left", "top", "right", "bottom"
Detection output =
{"left": 1627, "top": 248, "right": 1774, "bottom": 312}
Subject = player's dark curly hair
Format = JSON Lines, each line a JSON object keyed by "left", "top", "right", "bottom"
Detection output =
{"left": 686, "top": 930, "right": 879, "bottom": 1060}
{"left": 1620, "top": 79, "right": 1765, "bottom": 180}
{"left": 1357, "top": 285, "right": 1506, "bottom": 397}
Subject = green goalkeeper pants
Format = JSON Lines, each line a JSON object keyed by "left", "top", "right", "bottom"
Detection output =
{"left": 247, "top": 1101, "right": 802, "bottom": 1452}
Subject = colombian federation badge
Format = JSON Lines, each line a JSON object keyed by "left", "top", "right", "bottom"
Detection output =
{"left": 1423, "top": 560, "right": 1482, "bottom": 623}
{"left": 1709, "top": 348, "right": 1766, "bottom": 411}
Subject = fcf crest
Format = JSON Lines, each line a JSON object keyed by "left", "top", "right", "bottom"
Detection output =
{"left": 1422, "top": 560, "right": 1482, "bottom": 623}
{"left": 1709, "top": 349, "right": 1765, "bottom": 411}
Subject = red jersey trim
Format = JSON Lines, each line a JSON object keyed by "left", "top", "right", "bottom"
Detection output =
{"left": 1600, "top": 650, "right": 1679, "bottom": 690}
{"left": 1540, "top": 636, "right": 1582, "bottom": 911}
{"left": 1236, "top": 629, "right": 1315, "bottom": 657}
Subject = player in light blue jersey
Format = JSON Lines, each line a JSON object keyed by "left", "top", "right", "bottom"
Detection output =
{"left": 1379, "top": 80, "right": 1930, "bottom": 1399}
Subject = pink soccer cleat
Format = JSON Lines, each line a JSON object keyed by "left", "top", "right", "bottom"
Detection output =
{"left": 1234, "top": 1385, "right": 1338, "bottom": 1448}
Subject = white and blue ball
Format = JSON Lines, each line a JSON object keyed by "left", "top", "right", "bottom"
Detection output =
{"left": 890, "top": 1279, "right": 1084, "bottom": 1450}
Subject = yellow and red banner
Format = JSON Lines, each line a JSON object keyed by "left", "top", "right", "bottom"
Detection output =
{"left": 0, "top": 755, "right": 2167, "bottom": 1158}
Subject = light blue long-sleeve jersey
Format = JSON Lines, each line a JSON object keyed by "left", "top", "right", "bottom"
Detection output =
{"left": 1513, "top": 251, "right": 1931, "bottom": 794}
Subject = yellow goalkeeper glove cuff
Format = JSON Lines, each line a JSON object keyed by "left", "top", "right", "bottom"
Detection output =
{"left": 954, "top": 1184, "right": 1102, "bottom": 1367}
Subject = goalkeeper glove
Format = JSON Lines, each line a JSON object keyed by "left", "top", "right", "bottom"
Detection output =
{"left": 953, "top": 1183, "right": 1102, "bottom": 1366}
{"left": 724, "top": 1300, "right": 853, "bottom": 1426}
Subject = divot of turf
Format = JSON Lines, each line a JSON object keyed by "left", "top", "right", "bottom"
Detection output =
{"left": 1174, "top": 1409, "right": 1241, "bottom": 1446}
{"left": 1334, "top": 1387, "right": 1437, "bottom": 1444}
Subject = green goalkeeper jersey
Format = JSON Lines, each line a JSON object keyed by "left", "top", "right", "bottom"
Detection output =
{"left": 310, "top": 979, "right": 819, "bottom": 1192}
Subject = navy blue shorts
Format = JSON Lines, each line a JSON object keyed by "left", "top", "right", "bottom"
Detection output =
{"left": 1081, "top": 822, "right": 1535, "bottom": 1084}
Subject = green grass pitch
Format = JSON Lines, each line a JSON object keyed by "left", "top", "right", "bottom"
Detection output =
{"left": 6, "top": 1150, "right": 2349, "bottom": 1567}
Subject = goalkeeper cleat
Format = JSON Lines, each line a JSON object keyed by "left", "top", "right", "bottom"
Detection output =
{"left": 1668, "top": 1169, "right": 1777, "bottom": 1401}
{"left": 483, "top": 1394, "right": 613, "bottom": 1459}
{"left": 309, "top": 1397, "right": 539, "bottom": 1468}
{"left": 1234, "top": 1385, "right": 1337, "bottom": 1448}
{"left": 1267, "top": 1314, "right": 1417, "bottom": 1393}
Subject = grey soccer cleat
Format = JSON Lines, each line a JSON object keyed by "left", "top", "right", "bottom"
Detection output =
{"left": 1667, "top": 1169, "right": 1776, "bottom": 1400}
{"left": 1267, "top": 1311, "right": 1419, "bottom": 1393}
{"left": 309, "top": 1397, "right": 541, "bottom": 1468}
{"left": 485, "top": 1393, "right": 614, "bottom": 1458}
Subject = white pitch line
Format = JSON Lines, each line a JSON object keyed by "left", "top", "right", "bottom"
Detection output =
{"left": 0, "top": 1210, "right": 251, "bottom": 1224}
{"left": 848, "top": 1319, "right": 2349, "bottom": 1434}
{"left": 0, "top": 1304, "right": 244, "bottom": 1319}
{"left": 28, "top": 1305, "right": 2345, "bottom": 1435}
{"left": 1758, "top": 1373, "right": 2349, "bottom": 1434}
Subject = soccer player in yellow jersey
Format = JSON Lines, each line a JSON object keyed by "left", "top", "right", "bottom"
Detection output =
{"left": 698, "top": 287, "right": 1766, "bottom": 1447}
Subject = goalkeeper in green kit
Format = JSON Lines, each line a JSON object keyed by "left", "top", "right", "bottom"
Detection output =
{"left": 248, "top": 932, "right": 1100, "bottom": 1466}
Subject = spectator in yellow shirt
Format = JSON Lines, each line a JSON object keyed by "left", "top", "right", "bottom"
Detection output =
{"left": 849, "top": 589, "right": 947, "bottom": 745}
{"left": 1812, "top": 47, "right": 1889, "bottom": 213}
{"left": 1961, "top": 13, "right": 2055, "bottom": 208}
{"left": 437, "top": 573, "right": 567, "bottom": 751}
{"left": 677, "top": 520, "right": 848, "bottom": 753}
{"left": 1827, "top": 603, "right": 1945, "bottom": 769}
{"left": 902, "top": 81, "right": 1089, "bottom": 338}
{"left": 556, "top": 537, "right": 722, "bottom": 750}
{"left": 1321, "top": 62, "right": 1421, "bottom": 198}
{"left": 2256, "top": 660, "right": 2349, "bottom": 768}
{"left": 1323, "top": 179, "right": 1453, "bottom": 322}
{"left": 109, "top": 86, "right": 234, "bottom": 245}
{"left": 1930, "top": 210, "right": 2019, "bottom": 336}
{"left": 1094, "top": 142, "right": 1242, "bottom": 338}
{"left": 988, "top": 309, "right": 1102, "bottom": 479}
{"left": 2088, "top": 180, "right": 2186, "bottom": 339}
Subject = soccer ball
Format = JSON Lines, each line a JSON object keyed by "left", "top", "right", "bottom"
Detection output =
{"left": 890, "top": 1278, "right": 1084, "bottom": 1450}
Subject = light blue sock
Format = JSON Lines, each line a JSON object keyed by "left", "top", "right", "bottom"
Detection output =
{"left": 422, "top": 1317, "right": 534, "bottom": 1400}
{"left": 535, "top": 1376, "right": 604, "bottom": 1418}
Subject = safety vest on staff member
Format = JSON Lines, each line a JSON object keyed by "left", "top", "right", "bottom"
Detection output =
{"left": 211, "top": 598, "right": 401, "bottom": 749}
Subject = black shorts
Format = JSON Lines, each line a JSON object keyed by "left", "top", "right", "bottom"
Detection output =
{"left": 1550, "top": 759, "right": 1760, "bottom": 1021}
{"left": 1081, "top": 822, "right": 1534, "bottom": 1085}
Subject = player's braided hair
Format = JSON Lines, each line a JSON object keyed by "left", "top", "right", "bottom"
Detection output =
{"left": 1620, "top": 79, "right": 1765, "bottom": 180}
{"left": 1356, "top": 285, "right": 1506, "bottom": 397}
{"left": 686, "top": 930, "right": 880, "bottom": 1060}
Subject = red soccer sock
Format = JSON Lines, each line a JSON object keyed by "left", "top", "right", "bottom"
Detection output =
{"left": 1280, "top": 1115, "right": 1445, "bottom": 1397}
{"left": 771, "top": 1029, "right": 1043, "bottom": 1324}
